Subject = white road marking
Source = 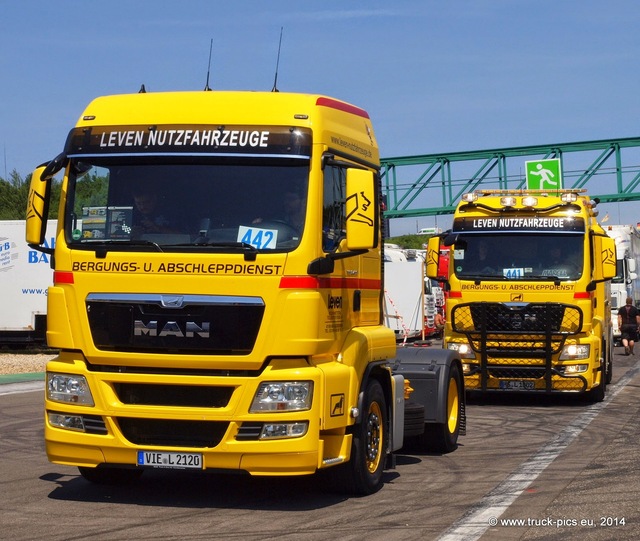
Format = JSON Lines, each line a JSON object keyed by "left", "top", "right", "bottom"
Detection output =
{"left": 437, "top": 361, "right": 640, "bottom": 541}
{"left": 0, "top": 380, "right": 44, "bottom": 396}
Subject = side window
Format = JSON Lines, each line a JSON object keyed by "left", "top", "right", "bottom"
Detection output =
{"left": 322, "top": 165, "right": 346, "bottom": 252}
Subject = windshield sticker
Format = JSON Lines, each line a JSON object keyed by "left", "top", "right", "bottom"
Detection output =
{"left": 238, "top": 225, "right": 278, "bottom": 250}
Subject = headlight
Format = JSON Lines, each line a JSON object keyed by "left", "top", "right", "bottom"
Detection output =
{"left": 47, "top": 373, "right": 94, "bottom": 406}
{"left": 447, "top": 342, "right": 476, "bottom": 359}
{"left": 559, "top": 344, "right": 590, "bottom": 360}
{"left": 250, "top": 381, "right": 313, "bottom": 412}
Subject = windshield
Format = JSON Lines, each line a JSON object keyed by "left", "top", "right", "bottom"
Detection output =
{"left": 65, "top": 159, "right": 309, "bottom": 251}
{"left": 452, "top": 233, "right": 584, "bottom": 280}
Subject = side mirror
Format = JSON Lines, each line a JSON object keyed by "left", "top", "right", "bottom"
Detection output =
{"left": 425, "top": 236, "right": 441, "bottom": 279}
{"left": 26, "top": 165, "right": 51, "bottom": 246}
{"left": 592, "top": 233, "right": 616, "bottom": 282}
{"left": 345, "top": 168, "right": 377, "bottom": 250}
{"left": 628, "top": 259, "right": 637, "bottom": 273}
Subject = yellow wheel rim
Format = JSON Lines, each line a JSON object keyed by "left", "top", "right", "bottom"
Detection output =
{"left": 365, "top": 401, "right": 383, "bottom": 473}
{"left": 447, "top": 376, "right": 460, "bottom": 434}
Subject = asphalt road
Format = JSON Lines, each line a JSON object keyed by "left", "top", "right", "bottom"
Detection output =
{"left": 1, "top": 349, "right": 639, "bottom": 541}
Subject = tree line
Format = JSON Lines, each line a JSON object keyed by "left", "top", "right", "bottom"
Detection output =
{"left": 0, "top": 170, "right": 57, "bottom": 220}
{"left": 0, "top": 169, "right": 108, "bottom": 220}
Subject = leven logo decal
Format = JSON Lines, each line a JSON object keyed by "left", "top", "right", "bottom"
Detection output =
{"left": 330, "top": 394, "right": 345, "bottom": 416}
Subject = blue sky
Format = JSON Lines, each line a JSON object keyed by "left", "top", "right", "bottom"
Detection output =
{"left": 2, "top": 1, "right": 640, "bottom": 233}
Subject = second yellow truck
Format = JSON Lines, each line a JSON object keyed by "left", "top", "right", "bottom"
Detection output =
{"left": 427, "top": 189, "right": 616, "bottom": 401}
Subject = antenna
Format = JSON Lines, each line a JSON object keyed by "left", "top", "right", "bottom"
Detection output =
{"left": 204, "top": 38, "right": 213, "bottom": 91}
{"left": 271, "top": 27, "right": 283, "bottom": 92}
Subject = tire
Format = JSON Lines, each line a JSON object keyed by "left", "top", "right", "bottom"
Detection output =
{"left": 606, "top": 360, "right": 613, "bottom": 385}
{"left": 403, "top": 401, "right": 426, "bottom": 439}
{"left": 585, "top": 357, "right": 606, "bottom": 403}
{"left": 328, "top": 379, "right": 388, "bottom": 496}
{"left": 420, "top": 363, "right": 463, "bottom": 453}
{"left": 78, "top": 466, "right": 144, "bottom": 485}
{"left": 586, "top": 381, "right": 605, "bottom": 403}
{"left": 605, "top": 337, "right": 613, "bottom": 385}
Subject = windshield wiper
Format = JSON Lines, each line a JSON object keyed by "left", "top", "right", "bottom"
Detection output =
{"left": 525, "top": 274, "right": 564, "bottom": 285}
{"left": 76, "top": 239, "right": 164, "bottom": 257}
{"left": 457, "top": 273, "right": 509, "bottom": 284}
{"left": 173, "top": 240, "right": 259, "bottom": 260}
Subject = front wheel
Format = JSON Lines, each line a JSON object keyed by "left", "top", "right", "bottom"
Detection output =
{"left": 327, "top": 379, "right": 388, "bottom": 495}
{"left": 605, "top": 336, "right": 614, "bottom": 384}
{"left": 421, "top": 362, "right": 463, "bottom": 453}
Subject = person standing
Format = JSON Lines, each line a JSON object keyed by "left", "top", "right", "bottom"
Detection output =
{"left": 617, "top": 297, "right": 640, "bottom": 355}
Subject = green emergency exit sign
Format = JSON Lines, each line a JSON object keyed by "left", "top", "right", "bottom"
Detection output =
{"left": 525, "top": 158, "right": 562, "bottom": 190}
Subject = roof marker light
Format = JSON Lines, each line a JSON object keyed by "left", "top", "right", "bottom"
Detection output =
{"left": 461, "top": 192, "right": 478, "bottom": 203}
{"left": 500, "top": 196, "right": 517, "bottom": 207}
{"left": 522, "top": 196, "right": 538, "bottom": 207}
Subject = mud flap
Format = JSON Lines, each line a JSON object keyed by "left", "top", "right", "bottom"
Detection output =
{"left": 391, "top": 346, "right": 466, "bottom": 435}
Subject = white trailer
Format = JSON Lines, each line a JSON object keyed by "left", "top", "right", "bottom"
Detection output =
{"left": 604, "top": 224, "right": 640, "bottom": 345}
{"left": 383, "top": 249, "right": 444, "bottom": 342}
{"left": 0, "top": 220, "right": 56, "bottom": 344}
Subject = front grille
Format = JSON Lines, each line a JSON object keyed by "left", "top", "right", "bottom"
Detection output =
{"left": 117, "top": 418, "right": 228, "bottom": 448}
{"left": 453, "top": 302, "right": 581, "bottom": 335}
{"left": 453, "top": 302, "right": 584, "bottom": 393}
{"left": 113, "top": 383, "right": 234, "bottom": 408}
{"left": 83, "top": 415, "right": 108, "bottom": 434}
{"left": 86, "top": 293, "right": 264, "bottom": 355}
{"left": 236, "top": 422, "right": 264, "bottom": 441}
{"left": 487, "top": 366, "right": 547, "bottom": 379}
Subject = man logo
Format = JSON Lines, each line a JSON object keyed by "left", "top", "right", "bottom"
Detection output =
{"left": 511, "top": 293, "right": 523, "bottom": 302}
{"left": 134, "top": 320, "right": 210, "bottom": 338}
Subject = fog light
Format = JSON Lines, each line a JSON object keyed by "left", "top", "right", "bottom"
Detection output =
{"left": 48, "top": 412, "right": 86, "bottom": 431}
{"left": 260, "top": 422, "right": 308, "bottom": 439}
{"left": 462, "top": 363, "right": 473, "bottom": 374}
{"left": 564, "top": 364, "right": 589, "bottom": 374}
{"left": 47, "top": 373, "right": 94, "bottom": 405}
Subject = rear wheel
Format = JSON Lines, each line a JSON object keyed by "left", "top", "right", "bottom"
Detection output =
{"left": 78, "top": 466, "right": 144, "bottom": 485}
{"left": 402, "top": 401, "right": 426, "bottom": 439}
{"left": 421, "top": 363, "right": 463, "bottom": 453}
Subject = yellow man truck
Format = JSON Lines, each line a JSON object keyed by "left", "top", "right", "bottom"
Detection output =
{"left": 26, "top": 90, "right": 464, "bottom": 494}
{"left": 426, "top": 189, "right": 616, "bottom": 402}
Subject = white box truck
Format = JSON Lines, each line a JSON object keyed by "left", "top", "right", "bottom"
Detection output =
{"left": 0, "top": 220, "right": 56, "bottom": 344}
{"left": 604, "top": 224, "right": 640, "bottom": 345}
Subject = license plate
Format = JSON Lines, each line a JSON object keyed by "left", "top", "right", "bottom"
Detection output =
{"left": 137, "top": 451, "right": 203, "bottom": 469}
{"left": 500, "top": 380, "right": 535, "bottom": 390}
